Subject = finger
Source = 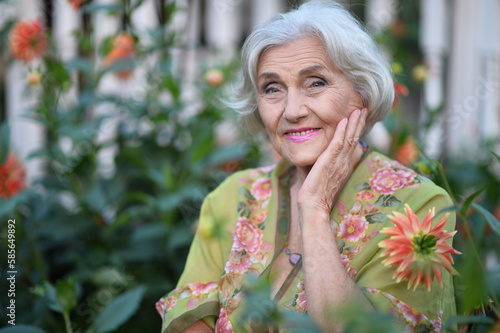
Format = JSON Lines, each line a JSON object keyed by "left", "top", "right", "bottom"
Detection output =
{"left": 340, "top": 109, "right": 362, "bottom": 154}
{"left": 325, "top": 117, "right": 348, "bottom": 157}
{"left": 352, "top": 108, "right": 368, "bottom": 141}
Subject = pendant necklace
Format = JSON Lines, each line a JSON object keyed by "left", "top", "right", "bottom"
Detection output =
{"left": 284, "top": 241, "right": 301, "bottom": 265}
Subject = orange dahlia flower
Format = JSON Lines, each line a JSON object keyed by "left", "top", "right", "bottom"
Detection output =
{"left": 68, "top": 0, "right": 85, "bottom": 9}
{"left": 395, "top": 138, "right": 419, "bottom": 166}
{"left": 0, "top": 153, "right": 26, "bottom": 199}
{"left": 379, "top": 204, "right": 461, "bottom": 291}
{"left": 9, "top": 18, "right": 47, "bottom": 62}
{"left": 104, "top": 33, "right": 136, "bottom": 79}
{"left": 392, "top": 81, "right": 408, "bottom": 110}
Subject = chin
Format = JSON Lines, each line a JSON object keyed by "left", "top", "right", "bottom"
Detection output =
{"left": 284, "top": 152, "right": 319, "bottom": 169}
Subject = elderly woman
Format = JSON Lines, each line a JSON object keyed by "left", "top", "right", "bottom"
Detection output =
{"left": 156, "top": 1, "right": 458, "bottom": 332}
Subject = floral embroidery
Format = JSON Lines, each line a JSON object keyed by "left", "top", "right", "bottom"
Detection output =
{"left": 155, "top": 296, "right": 177, "bottom": 320}
{"left": 250, "top": 178, "right": 272, "bottom": 200}
{"left": 365, "top": 287, "right": 381, "bottom": 295}
{"left": 173, "top": 282, "right": 219, "bottom": 309}
{"left": 369, "top": 167, "right": 415, "bottom": 194}
{"left": 397, "top": 302, "right": 427, "bottom": 327}
{"left": 355, "top": 190, "right": 377, "bottom": 201}
{"left": 338, "top": 214, "right": 369, "bottom": 242}
{"left": 188, "top": 282, "right": 218, "bottom": 296}
{"left": 430, "top": 311, "right": 443, "bottom": 333}
{"left": 374, "top": 290, "right": 446, "bottom": 332}
{"left": 232, "top": 217, "right": 263, "bottom": 254}
{"left": 284, "top": 281, "right": 307, "bottom": 314}
{"left": 225, "top": 251, "right": 253, "bottom": 275}
{"left": 341, "top": 253, "right": 357, "bottom": 278}
{"left": 296, "top": 281, "right": 307, "bottom": 313}
{"left": 215, "top": 308, "right": 234, "bottom": 333}
{"left": 251, "top": 210, "right": 268, "bottom": 224}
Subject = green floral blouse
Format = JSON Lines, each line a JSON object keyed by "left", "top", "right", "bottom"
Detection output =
{"left": 156, "top": 151, "right": 457, "bottom": 332}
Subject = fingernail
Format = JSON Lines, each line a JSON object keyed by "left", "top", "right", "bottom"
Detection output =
{"left": 343, "top": 118, "right": 348, "bottom": 126}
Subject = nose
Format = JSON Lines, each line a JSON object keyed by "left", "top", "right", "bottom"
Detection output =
{"left": 283, "top": 87, "right": 308, "bottom": 122}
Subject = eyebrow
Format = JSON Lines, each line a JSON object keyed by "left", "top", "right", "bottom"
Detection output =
{"left": 299, "top": 65, "right": 328, "bottom": 76}
{"left": 258, "top": 65, "right": 329, "bottom": 81}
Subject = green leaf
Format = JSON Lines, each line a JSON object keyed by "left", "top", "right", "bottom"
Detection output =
{"left": 44, "top": 57, "right": 71, "bottom": 88}
{"left": 0, "top": 325, "right": 47, "bottom": 333}
{"left": 365, "top": 212, "right": 389, "bottom": 224}
{"left": 94, "top": 285, "right": 146, "bottom": 333}
{"left": 435, "top": 205, "right": 456, "bottom": 218}
{"left": 472, "top": 202, "right": 500, "bottom": 235}
{"left": 491, "top": 151, "right": 500, "bottom": 163}
{"left": 374, "top": 195, "right": 402, "bottom": 208}
{"left": 444, "top": 315, "right": 495, "bottom": 328}
{"left": 238, "top": 187, "right": 256, "bottom": 202}
{"left": 237, "top": 201, "right": 251, "bottom": 218}
{"left": 354, "top": 183, "right": 371, "bottom": 191}
{"left": 460, "top": 187, "right": 485, "bottom": 217}
{"left": 56, "top": 277, "right": 78, "bottom": 314}
{"left": 0, "top": 121, "right": 10, "bottom": 164}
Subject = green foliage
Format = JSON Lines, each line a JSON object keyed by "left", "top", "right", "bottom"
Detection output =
{"left": 0, "top": 2, "right": 260, "bottom": 332}
{"left": 93, "top": 286, "right": 146, "bottom": 333}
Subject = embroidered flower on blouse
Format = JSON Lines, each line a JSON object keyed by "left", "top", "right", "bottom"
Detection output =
{"left": 155, "top": 296, "right": 177, "bottom": 320}
{"left": 338, "top": 214, "right": 369, "bottom": 242}
{"left": 251, "top": 210, "right": 268, "bottom": 224}
{"left": 225, "top": 251, "right": 252, "bottom": 275}
{"left": 355, "top": 190, "right": 377, "bottom": 201}
{"left": 396, "top": 302, "right": 428, "bottom": 327}
{"left": 296, "top": 281, "right": 307, "bottom": 313}
{"left": 365, "top": 287, "right": 381, "bottom": 295}
{"left": 341, "top": 253, "right": 358, "bottom": 278}
{"left": 188, "top": 282, "right": 218, "bottom": 296}
{"left": 431, "top": 311, "right": 444, "bottom": 333}
{"left": 232, "top": 217, "right": 263, "bottom": 254}
{"left": 215, "top": 308, "right": 234, "bottom": 333}
{"left": 379, "top": 204, "right": 461, "bottom": 291}
{"left": 250, "top": 178, "right": 272, "bottom": 200}
{"left": 369, "top": 167, "right": 415, "bottom": 194}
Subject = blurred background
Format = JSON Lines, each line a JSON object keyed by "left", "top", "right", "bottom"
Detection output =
{"left": 0, "top": 0, "right": 499, "bottom": 332}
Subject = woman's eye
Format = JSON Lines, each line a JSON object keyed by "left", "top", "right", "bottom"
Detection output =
{"left": 264, "top": 85, "right": 280, "bottom": 94}
{"left": 311, "top": 80, "right": 326, "bottom": 88}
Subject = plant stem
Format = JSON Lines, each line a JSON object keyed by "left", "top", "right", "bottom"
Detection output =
{"left": 63, "top": 311, "right": 74, "bottom": 333}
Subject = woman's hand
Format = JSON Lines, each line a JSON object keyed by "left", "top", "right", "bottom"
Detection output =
{"left": 297, "top": 108, "right": 367, "bottom": 217}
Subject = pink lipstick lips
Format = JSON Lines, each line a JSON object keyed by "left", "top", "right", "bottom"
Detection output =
{"left": 285, "top": 128, "right": 319, "bottom": 143}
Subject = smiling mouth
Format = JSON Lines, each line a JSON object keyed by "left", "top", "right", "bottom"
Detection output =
{"left": 285, "top": 128, "right": 319, "bottom": 135}
{"left": 284, "top": 128, "right": 320, "bottom": 143}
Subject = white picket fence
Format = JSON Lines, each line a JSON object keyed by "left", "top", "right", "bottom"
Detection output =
{"left": 2, "top": 0, "right": 499, "bottom": 181}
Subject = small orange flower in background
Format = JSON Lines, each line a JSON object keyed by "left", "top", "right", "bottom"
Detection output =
{"left": 391, "top": 19, "right": 407, "bottom": 36}
{"left": 395, "top": 137, "right": 419, "bottom": 166}
{"left": 392, "top": 80, "right": 408, "bottom": 110}
{"left": 9, "top": 18, "right": 47, "bottom": 62}
{"left": 68, "top": 0, "right": 85, "bottom": 9}
{"left": 0, "top": 153, "right": 26, "bottom": 199}
{"left": 104, "top": 33, "right": 136, "bottom": 79}
{"left": 379, "top": 204, "right": 461, "bottom": 291}
{"left": 204, "top": 69, "right": 225, "bottom": 87}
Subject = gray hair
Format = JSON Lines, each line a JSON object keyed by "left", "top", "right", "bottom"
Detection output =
{"left": 231, "top": 0, "right": 394, "bottom": 135}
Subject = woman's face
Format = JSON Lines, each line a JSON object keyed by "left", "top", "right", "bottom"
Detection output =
{"left": 257, "top": 36, "right": 364, "bottom": 169}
